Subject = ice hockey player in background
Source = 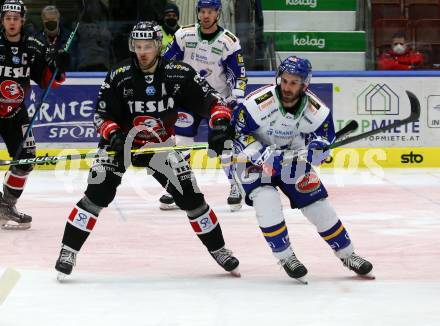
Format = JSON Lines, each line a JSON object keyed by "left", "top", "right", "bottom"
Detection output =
{"left": 162, "top": 0, "right": 247, "bottom": 211}
{"left": 210, "top": 56, "right": 373, "bottom": 283}
{"left": 0, "top": 0, "right": 68, "bottom": 230}
{"left": 54, "top": 21, "right": 239, "bottom": 279}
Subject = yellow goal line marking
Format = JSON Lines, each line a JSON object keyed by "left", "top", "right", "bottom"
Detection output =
{"left": 0, "top": 268, "right": 21, "bottom": 305}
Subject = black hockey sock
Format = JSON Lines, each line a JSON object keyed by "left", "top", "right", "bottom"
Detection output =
{"left": 62, "top": 222, "right": 90, "bottom": 252}
{"left": 188, "top": 206, "right": 225, "bottom": 252}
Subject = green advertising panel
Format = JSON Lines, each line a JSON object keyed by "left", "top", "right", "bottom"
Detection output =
{"left": 265, "top": 31, "right": 366, "bottom": 52}
{"left": 261, "top": 0, "right": 357, "bottom": 11}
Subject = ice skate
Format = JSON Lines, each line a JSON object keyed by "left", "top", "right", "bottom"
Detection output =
{"left": 0, "top": 193, "right": 32, "bottom": 230}
{"left": 210, "top": 247, "right": 240, "bottom": 277}
{"left": 279, "top": 253, "right": 308, "bottom": 284}
{"left": 159, "top": 192, "right": 178, "bottom": 210}
{"left": 341, "top": 252, "right": 375, "bottom": 279}
{"left": 227, "top": 183, "right": 242, "bottom": 212}
{"left": 55, "top": 245, "right": 77, "bottom": 281}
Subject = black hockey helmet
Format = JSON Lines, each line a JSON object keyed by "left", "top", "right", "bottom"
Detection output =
{"left": 1, "top": 0, "right": 27, "bottom": 18}
{"left": 129, "top": 21, "right": 163, "bottom": 52}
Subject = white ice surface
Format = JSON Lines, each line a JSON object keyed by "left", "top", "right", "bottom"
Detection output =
{"left": 1, "top": 168, "right": 439, "bottom": 326}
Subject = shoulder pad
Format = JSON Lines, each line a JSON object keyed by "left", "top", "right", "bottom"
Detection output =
{"left": 254, "top": 91, "right": 274, "bottom": 105}
{"left": 27, "top": 36, "right": 44, "bottom": 47}
{"left": 308, "top": 96, "right": 321, "bottom": 110}
{"left": 297, "top": 92, "right": 330, "bottom": 133}
{"left": 224, "top": 31, "right": 237, "bottom": 43}
{"left": 242, "top": 85, "right": 278, "bottom": 120}
{"left": 245, "top": 84, "right": 274, "bottom": 101}
{"left": 109, "top": 61, "right": 131, "bottom": 81}
{"left": 182, "top": 24, "right": 195, "bottom": 30}
{"left": 165, "top": 61, "right": 192, "bottom": 73}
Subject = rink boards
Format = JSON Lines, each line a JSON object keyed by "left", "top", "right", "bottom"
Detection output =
{"left": 1, "top": 71, "right": 439, "bottom": 169}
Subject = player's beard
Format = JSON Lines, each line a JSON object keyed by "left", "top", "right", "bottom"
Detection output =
{"left": 137, "top": 54, "right": 159, "bottom": 72}
{"left": 280, "top": 88, "right": 301, "bottom": 108}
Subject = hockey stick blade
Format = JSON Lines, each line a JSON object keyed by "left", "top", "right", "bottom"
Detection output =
{"left": 0, "top": 144, "right": 209, "bottom": 167}
{"left": 335, "top": 120, "right": 359, "bottom": 140}
{"left": 330, "top": 90, "right": 420, "bottom": 148}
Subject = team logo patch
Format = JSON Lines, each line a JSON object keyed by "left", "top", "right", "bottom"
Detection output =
{"left": 11, "top": 47, "right": 18, "bottom": 55}
{"left": 236, "top": 107, "right": 246, "bottom": 128}
{"left": 295, "top": 172, "right": 321, "bottom": 193}
{"left": 0, "top": 80, "right": 25, "bottom": 116}
{"left": 0, "top": 80, "right": 24, "bottom": 101}
{"left": 12, "top": 56, "right": 20, "bottom": 64}
{"left": 133, "top": 115, "right": 167, "bottom": 143}
{"left": 133, "top": 115, "right": 163, "bottom": 130}
{"left": 175, "top": 112, "right": 194, "bottom": 128}
{"left": 237, "top": 53, "right": 244, "bottom": 64}
{"left": 145, "top": 75, "right": 154, "bottom": 83}
{"left": 146, "top": 86, "right": 156, "bottom": 96}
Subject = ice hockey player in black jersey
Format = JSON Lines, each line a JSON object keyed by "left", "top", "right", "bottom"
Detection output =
{"left": 0, "top": 0, "right": 69, "bottom": 230}
{"left": 55, "top": 21, "right": 240, "bottom": 279}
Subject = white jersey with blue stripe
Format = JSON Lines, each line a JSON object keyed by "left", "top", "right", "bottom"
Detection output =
{"left": 232, "top": 85, "right": 336, "bottom": 159}
{"left": 163, "top": 23, "right": 247, "bottom": 102}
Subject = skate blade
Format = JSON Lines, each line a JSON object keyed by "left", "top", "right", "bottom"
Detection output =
{"left": 228, "top": 203, "right": 242, "bottom": 212}
{"left": 1, "top": 221, "right": 31, "bottom": 230}
{"left": 294, "top": 276, "right": 308, "bottom": 285}
{"left": 229, "top": 267, "right": 241, "bottom": 277}
{"left": 159, "top": 203, "right": 179, "bottom": 211}
{"left": 356, "top": 273, "right": 375, "bottom": 280}
{"left": 56, "top": 272, "right": 69, "bottom": 282}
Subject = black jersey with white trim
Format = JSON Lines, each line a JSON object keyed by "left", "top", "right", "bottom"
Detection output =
{"left": 0, "top": 33, "right": 49, "bottom": 118}
{"left": 94, "top": 56, "right": 223, "bottom": 141}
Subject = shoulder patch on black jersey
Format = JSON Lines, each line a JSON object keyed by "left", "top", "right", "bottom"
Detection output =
{"left": 27, "top": 36, "right": 44, "bottom": 47}
{"left": 224, "top": 31, "right": 237, "bottom": 43}
{"left": 165, "top": 62, "right": 191, "bottom": 72}
{"left": 255, "top": 91, "right": 273, "bottom": 105}
{"left": 110, "top": 65, "right": 131, "bottom": 80}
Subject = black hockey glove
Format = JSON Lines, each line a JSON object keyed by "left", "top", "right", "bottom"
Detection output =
{"left": 208, "top": 118, "right": 234, "bottom": 158}
{"left": 47, "top": 49, "right": 70, "bottom": 74}
{"left": 109, "top": 129, "right": 126, "bottom": 155}
{"left": 55, "top": 49, "right": 70, "bottom": 73}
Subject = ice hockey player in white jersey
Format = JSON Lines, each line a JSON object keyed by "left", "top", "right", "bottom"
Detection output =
{"left": 215, "top": 56, "right": 374, "bottom": 282}
{"left": 162, "top": 0, "right": 247, "bottom": 211}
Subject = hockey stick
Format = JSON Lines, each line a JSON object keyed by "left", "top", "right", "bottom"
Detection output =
{"left": 0, "top": 144, "right": 209, "bottom": 167}
{"left": 328, "top": 90, "right": 420, "bottom": 149}
{"left": 276, "top": 91, "right": 419, "bottom": 166}
{"left": 286, "top": 90, "right": 420, "bottom": 162}
{"left": 0, "top": 91, "right": 418, "bottom": 167}
{"left": 13, "top": 0, "right": 86, "bottom": 161}
{"left": 331, "top": 119, "right": 359, "bottom": 142}
{"left": 0, "top": 122, "right": 359, "bottom": 167}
